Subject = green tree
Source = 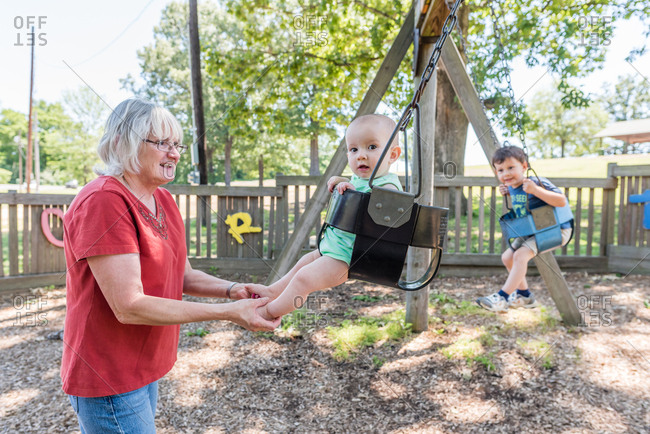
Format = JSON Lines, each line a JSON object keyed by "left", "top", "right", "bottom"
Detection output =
{"left": 210, "top": 0, "right": 411, "bottom": 177}
{"left": 527, "top": 84, "right": 609, "bottom": 158}
{"left": 600, "top": 74, "right": 650, "bottom": 122}
{"left": 122, "top": 1, "right": 298, "bottom": 185}
{"left": 437, "top": 0, "right": 649, "bottom": 174}
{"left": 0, "top": 109, "right": 27, "bottom": 182}
{"left": 597, "top": 74, "right": 650, "bottom": 153}
{"left": 35, "top": 100, "right": 99, "bottom": 185}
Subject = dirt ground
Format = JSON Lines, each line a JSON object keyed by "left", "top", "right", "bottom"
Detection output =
{"left": 1, "top": 272, "right": 649, "bottom": 433}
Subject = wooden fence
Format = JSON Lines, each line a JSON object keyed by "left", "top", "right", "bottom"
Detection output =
{"left": 1, "top": 163, "right": 649, "bottom": 291}
{"left": 608, "top": 163, "right": 650, "bottom": 274}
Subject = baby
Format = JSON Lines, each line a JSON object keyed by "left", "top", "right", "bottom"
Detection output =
{"left": 255, "top": 114, "right": 402, "bottom": 320}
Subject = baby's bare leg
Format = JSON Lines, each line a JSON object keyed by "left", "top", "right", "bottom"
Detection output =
{"left": 264, "top": 255, "right": 348, "bottom": 318}
{"left": 264, "top": 250, "right": 321, "bottom": 297}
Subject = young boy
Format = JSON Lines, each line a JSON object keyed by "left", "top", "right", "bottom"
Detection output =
{"left": 476, "top": 145, "right": 572, "bottom": 312}
{"left": 253, "top": 114, "right": 402, "bottom": 320}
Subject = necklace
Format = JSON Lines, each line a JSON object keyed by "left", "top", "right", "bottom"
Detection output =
{"left": 120, "top": 175, "right": 168, "bottom": 239}
{"left": 121, "top": 175, "right": 157, "bottom": 214}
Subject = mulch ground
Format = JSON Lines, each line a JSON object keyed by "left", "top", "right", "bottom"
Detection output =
{"left": 1, "top": 272, "right": 649, "bottom": 433}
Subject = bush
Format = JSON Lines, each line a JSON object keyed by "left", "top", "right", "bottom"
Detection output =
{"left": 0, "top": 168, "right": 11, "bottom": 184}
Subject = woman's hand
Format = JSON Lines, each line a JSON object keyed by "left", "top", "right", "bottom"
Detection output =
{"left": 229, "top": 297, "right": 281, "bottom": 331}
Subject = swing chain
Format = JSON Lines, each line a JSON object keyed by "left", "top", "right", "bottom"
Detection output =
{"left": 489, "top": 1, "right": 528, "bottom": 156}
{"left": 399, "top": 0, "right": 464, "bottom": 131}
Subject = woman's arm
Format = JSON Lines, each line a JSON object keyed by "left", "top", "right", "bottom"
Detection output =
{"left": 182, "top": 259, "right": 250, "bottom": 299}
{"left": 87, "top": 254, "right": 280, "bottom": 330}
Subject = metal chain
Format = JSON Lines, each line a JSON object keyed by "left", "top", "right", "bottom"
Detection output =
{"left": 488, "top": 1, "right": 528, "bottom": 155}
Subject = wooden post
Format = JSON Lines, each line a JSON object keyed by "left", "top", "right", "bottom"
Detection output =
{"left": 603, "top": 163, "right": 618, "bottom": 256}
{"left": 405, "top": 38, "right": 437, "bottom": 332}
{"left": 440, "top": 37, "right": 580, "bottom": 326}
{"left": 266, "top": 7, "right": 415, "bottom": 284}
{"left": 26, "top": 26, "right": 35, "bottom": 193}
{"left": 189, "top": 0, "right": 210, "bottom": 228}
{"left": 439, "top": 38, "right": 498, "bottom": 163}
{"left": 189, "top": 0, "right": 207, "bottom": 185}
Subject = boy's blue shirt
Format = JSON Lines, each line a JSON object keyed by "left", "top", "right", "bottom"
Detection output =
{"left": 508, "top": 176, "right": 571, "bottom": 229}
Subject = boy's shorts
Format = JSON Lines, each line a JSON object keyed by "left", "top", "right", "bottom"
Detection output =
{"left": 510, "top": 227, "right": 572, "bottom": 255}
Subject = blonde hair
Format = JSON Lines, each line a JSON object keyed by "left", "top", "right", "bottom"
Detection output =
{"left": 347, "top": 114, "right": 399, "bottom": 148}
{"left": 95, "top": 98, "right": 183, "bottom": 177}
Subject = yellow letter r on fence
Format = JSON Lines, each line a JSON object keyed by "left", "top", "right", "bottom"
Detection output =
{"left": 224, "top": 212, "right": 262, "bottom": 244}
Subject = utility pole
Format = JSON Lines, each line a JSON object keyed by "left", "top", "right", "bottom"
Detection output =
{"left": 26, "top": 26, "right": 35, "bottom": 193}
{"left": 34, "top": 109, "right": 40, "bottom": 192}
{"left": 188, "top": 0, "right": 207, "bottom": 185}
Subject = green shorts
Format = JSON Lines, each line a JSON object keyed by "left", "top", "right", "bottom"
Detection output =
{"left": 319, "top": 226, "right": 355, "bottom": 266}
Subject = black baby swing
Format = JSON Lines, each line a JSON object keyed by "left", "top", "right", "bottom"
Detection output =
{"left": 316, "top": 0, "right": 467, "bottom": 291}
{"left": 481, "top": 2, "right": 575, "bottom": 254}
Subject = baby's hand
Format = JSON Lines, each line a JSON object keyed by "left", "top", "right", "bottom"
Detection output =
{"left": 327, "top": 176, "right": 349, "bottom": 192}
{"left": 244, "top": 283, "right": 274, "bottom": 300}
{"left": 522, "top": 179, "right": 539, "bottom": 194}
{"left": 255, "top": 304, "right": 277, "bottom": 322}
{"left": 498, "top": 184, "right": 509, "bottom": 196}
{"left": 336, "top": 182, "right": 355, "bottom": 194}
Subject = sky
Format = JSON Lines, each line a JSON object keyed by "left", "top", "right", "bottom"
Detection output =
{"left": 1, "top": 1, "right": 649, "bottom": 167}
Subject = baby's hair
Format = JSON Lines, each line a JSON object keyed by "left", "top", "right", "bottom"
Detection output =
{"left": 347, "top": 114, "right": 399, "bottom": 148}
{"left": 492, "top": 145, "right": 527, "bottom": 167}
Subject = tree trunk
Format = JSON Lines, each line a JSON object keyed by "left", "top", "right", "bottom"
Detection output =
{"left": 224, "top": 135, "right": 233, "bottom": 186}
{"left": 435, "top": 68, "right": 469, "bottom": 213}
{"left": 309, "top": 118, "right": 320, "bottom": 176}
{"left": 434, "top": 2, "right": 469, "bottom": 212}
{"left": 560, "top": 138, "right": 565, "bottom": 158}
{"left": 206, "top": 145, "right": 215, "bottom": 177}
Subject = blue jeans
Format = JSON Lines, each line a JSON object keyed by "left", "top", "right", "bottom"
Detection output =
{"left": 68, "top": 381, "right": 158, "bottom": 433}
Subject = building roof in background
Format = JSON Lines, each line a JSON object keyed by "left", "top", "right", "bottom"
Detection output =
{"left": 594, "top": 118, "right": 650, "bottom": 144}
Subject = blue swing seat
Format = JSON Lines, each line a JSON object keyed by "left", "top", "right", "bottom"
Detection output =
{"left": 499, "top": 202, "right": 574, "bottom": 254}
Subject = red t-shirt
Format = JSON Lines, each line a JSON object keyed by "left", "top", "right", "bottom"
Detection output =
{"left": 61, "top": 176, "right": 187, "bottom": 397}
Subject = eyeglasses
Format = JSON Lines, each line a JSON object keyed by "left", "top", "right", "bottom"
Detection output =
{"left": 143, "top": 139, "right": 187, "bottom": 154}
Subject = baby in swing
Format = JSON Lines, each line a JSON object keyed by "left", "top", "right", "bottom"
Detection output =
{"left": 252, "top": 114, "right": 402, "bottom": 320}
{"left": 476, "top": 145, "right": 572, "bottom": 312}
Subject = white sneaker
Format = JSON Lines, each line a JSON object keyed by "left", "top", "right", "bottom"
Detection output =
{"left": 476, "top": 293, "right": 509, "bottom": 312}
{"left": 508, "top": 292, "right": 539, "bottom": 309}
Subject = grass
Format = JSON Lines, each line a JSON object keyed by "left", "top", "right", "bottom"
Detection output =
{"left": 351, "top": 294, "right": 398, "bottom": 303}
{"left": 504, "top": 306, "right": 559, "bottom": 333}
{"left": 278, "top": 307, "right": 326, "bottom": 337}
{"left": 327, "top": 309, "right": 412, "bottom": 361}
{"left": 185, "top": 327, "right": 210, "bottom": 337}
{"left": 517, "top": 338, "right": 555, "bottom": 369}
{"left": 430, "top": 293, "right": 491, "bottom": 316}
{"left": 439, "top": 331, "right": 497, "bottom": 372}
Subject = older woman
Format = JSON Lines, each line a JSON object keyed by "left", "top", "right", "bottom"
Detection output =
{"left": 62, "top": 98, "right": 279, "bottom": 433}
